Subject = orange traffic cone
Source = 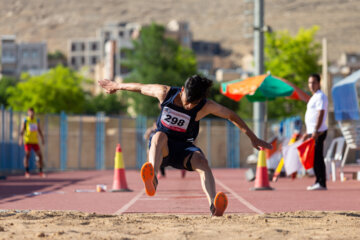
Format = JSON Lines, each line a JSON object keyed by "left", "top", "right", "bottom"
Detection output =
{"left": 251, "top": 148, "right": 273, "bottom": 191}
{"left": 110, "top": 144, "right": 132, "bottom": 192}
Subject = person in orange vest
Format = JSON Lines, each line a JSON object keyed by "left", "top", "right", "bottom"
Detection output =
{"left": 99, "top": 75, "right": 272, "bottom": 216}
{"left": 19, "top": 108, "right": 45, "bottom": 178}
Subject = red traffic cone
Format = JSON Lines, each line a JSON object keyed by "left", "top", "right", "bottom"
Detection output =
{"left": 110, "top": 144, "right": 132, "bottom": 192}
{"left": 251, "top": 148, "right": 273, "bottom": 191}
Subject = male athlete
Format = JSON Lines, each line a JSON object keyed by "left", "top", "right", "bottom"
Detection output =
{"left": 19, "top": 108, "right": 45, "bottom": 178}
{"left": 99, "top": 75, "right": 272, "bottom": 216}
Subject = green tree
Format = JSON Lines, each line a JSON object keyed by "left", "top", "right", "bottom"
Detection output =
{"left": 0, "top": 76, "right": 18, "bottom": 107}
{"left": 84, "top": 93, "right": 127, "bottom": 115}
{"left": 265, "top": 26, "right": 321, "bottom": 119}
{"left": 123, "top": 23, "right": 197, "bottom": 117}
{"left": 7, "top": 65, "right": 87, "bottom": 113}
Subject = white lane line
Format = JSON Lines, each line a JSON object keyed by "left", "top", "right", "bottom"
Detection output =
{"left": 114, "top": 189, "right": 145, "bottom": 215}
{"left": 216, "top": 179, "right": 264, "bottom": 215}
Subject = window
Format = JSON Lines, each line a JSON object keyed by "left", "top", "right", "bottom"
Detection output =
{"left": 118, "top": 31, "right": 124, "bottom": 37}
{"left": 2, "top": 50, "right": 8, "bottom": 57}
{"left": 105, "top": 31, "right": 111, "bottom": 41}
{"left": 120, "top": 49, "right": 127, "bottom": 58}
{"left": 71, "top": 43, "right": 76, "bottom": 51}
{"left": 81, "top": 43, "right": 85, "bottom": 51}
{"left": 91, "top": 42, "right": 98, "bottom": 51}
{"left": 71, "top": 57, "right": 76, "bottom": 65}
{"left": 90, "top": 56, "right": 98, "bottom": 65}
{"left": 81, "top": 57, "right": 85, "bottom": 64}
{"left": 22, "top": 50, "right": 29, "bottom": 58}
{"left": 32, "top": 50, "right": 38, "bottom": 59}
{"left": 350, "top": 57, "right": 357, "bottom": 64}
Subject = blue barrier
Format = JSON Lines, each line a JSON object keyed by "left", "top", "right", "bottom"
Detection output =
{"left": 60, "top": 111, "right": 67, "bottom": 171}
{"left": 136, "top": 115, "right": 147, "bottom": 169}
{"left": 96, "top": 112, "right": 105, "bottom": 170}
{"left": 2, "top": 107, "right": 302, "bottom": 172}
{"left": 226, "top": 121, "right": 240, "bottom": 168}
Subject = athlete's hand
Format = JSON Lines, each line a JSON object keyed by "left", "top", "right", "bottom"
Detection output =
{"left": 250, "top": 136, "right": 272, "bottom": 151}
{"left": 98, "top": 79, "right": 118, "bottom": 94}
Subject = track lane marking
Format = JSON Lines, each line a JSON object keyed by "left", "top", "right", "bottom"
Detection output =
{"left": 114, "top": 189, "right": 145, "bottom": 215}
{"left": 216, "top": 179, "right": 264, "bottom": 214}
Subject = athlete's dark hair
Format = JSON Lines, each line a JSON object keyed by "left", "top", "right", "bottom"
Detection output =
{"left": 309, "top": 73, "right": 321, "bottom": 83}
{"left": 184, "top": 75, "right": 213, "bottom": 103}
{"left": 28, "top": 107, "right": 34, "bottom": 112}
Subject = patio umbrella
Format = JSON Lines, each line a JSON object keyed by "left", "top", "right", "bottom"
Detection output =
{"left": 220, "top": 74, "right": 310, "bottom": 103}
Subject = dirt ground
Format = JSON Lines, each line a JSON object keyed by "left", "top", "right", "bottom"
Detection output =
{"left": 0, "top": 210, "right": 359, "bottom": 240}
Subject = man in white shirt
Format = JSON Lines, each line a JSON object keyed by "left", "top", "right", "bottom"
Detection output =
{"left": 303, "top": 74, "right": 328, "bottom": 190}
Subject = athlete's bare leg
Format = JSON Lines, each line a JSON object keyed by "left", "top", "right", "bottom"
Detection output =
{"left": 148, "top": 131, "right": 169, "bottom": 187}
{"left": 35, "top": 150, "right": 43, "bottom": 170}
{"left": 23, "top": 151, "right": 31, "bottom": 170}
{"left": 186, "top": 151, "right": 216, "bottom": 206}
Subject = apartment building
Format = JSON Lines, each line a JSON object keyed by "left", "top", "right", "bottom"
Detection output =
{"left": 1, "top": 35, "right": 47, "bottom": 77}
{"left": 68, "top": 37, "right": 101, "bottom": 70}
{"left": 166, "top": 20, "right": 192, "bottom": 49}
{"left": 68, "top": 22, "right": 140, "bottom": 78}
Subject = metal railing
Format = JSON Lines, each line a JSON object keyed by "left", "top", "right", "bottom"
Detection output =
{"left": 0, "top": 106, "right": 301, "bottom": 174}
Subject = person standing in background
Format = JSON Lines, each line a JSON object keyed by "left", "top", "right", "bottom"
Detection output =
{"left": 19, "top": 108, "right": 45, "bottom": 178}
{"left": 302, "top": 74, "right": 328, "bottom": 190}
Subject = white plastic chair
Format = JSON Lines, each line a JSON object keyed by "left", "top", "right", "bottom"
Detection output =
{"left": 325, "top": 137, "right": 345, "bottom": 182}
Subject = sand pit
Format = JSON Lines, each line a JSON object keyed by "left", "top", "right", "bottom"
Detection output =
{"left": 0, "top": 210, "right": 359, "bottom": 239}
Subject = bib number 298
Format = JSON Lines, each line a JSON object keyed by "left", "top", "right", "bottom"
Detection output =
{"left": 164, "top": 115, "right": 185, "bottom": 126}
{"left": 161, "top": 107, "right": 190, "bottom": 132}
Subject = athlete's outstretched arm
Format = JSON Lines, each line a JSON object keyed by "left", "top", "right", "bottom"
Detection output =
{"left": 98, "top": 79, "right": 170, "bottom": 102}
{"left": 199, "top": 100, "right": 272, "bottom": 150}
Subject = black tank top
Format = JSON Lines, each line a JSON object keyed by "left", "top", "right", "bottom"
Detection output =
{"left": 156, "top": 87, "right": 206, "bottom": 142}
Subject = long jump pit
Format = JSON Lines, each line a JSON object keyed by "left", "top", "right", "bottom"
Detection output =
{"left": 0, "top": 210, "right": 359, "bottom": 239}
{"left": 0, "top": 169, "right": 360, "bottom": 239}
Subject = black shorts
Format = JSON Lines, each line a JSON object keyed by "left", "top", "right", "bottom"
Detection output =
{"left": 149, "top": 133, "right": 202, "bottom": 171}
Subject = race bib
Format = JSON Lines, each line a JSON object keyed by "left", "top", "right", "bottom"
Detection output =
{"left": 29, "top": 123, "right": 38, "bottom": 132}
{"left": 160, "top": 107, "right": 190, "bottom": 132}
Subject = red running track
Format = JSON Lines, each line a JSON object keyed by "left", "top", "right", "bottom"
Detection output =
{"left": 0, "top": 168, "right": 359, "bottom": 215}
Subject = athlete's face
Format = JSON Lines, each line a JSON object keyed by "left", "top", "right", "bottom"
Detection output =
{"left": 27, "top": 109, "right": 34, "bottom": 118}
{"left": 181, "top": 87, "right": 201, "bottom": 110}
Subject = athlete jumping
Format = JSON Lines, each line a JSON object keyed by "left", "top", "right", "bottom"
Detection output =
{"left": 99, "top": 75, "right": 272, "bottom": 216}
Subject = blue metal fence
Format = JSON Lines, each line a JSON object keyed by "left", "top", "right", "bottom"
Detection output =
{"left": 96, "top": 112, "right": 105, "bottom": 170}
{"left": 1, "top": 107, "right": 299, "bottom": 173}
{"left": 135, "top": 115, "right": 147, "bottom": 169}
{"left": 226, "top": 121, "right": 240, "bottom": 168}
{"left": 60, "top": 111, "right": 68, "bottom": 171}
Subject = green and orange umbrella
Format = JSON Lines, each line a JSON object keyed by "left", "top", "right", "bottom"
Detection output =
{"left": 220, "top": 74, "right": 310, "bottom": 102}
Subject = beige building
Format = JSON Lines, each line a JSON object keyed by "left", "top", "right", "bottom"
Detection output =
{"left": 1, "top": 35, "right": 47, "bottom": 77}
{"left": 68, "top": 22, "right": 141, "bottom": 78}
{"left": 166, "top": 20, "right": 192, "bottom": 49}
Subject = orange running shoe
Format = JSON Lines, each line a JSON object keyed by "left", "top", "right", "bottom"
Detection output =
{"left": 213, "top": 192, "right": 228, "bottom": 216}
{"left": 141, "top": 162, "right": 156, "bottom": 196}
{"left": 39, "top": 172, "right": 46, "bottom": 178}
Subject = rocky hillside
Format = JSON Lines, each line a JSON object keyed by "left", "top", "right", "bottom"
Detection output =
{"left": 0, "top": 0, "right": 359, "bottom": 63}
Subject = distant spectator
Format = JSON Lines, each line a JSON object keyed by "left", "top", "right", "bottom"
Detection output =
{"left": 19, "top": 108, "right": 46, "bottom": 178}
{"left": 302, "top": 74, "right": 328, "bottom": 190}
